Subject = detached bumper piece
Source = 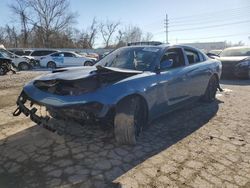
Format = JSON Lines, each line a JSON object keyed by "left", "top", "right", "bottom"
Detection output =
{"left": 13, "top": 91, "right": 55, "bottom": 132}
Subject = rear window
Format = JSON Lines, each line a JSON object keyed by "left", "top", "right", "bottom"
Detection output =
{"left": 30, "top": 50, "right": 57, "bottom": 56}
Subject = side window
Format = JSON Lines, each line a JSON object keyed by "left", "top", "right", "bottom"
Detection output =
{"left": 160, "top": 48, "right": 185, "bottom": 70}
{"left": 184, "top": 49, "right": 201, "bottom": 64}
{"left": 64, "top": 52, "right": 75, "bottom": 57}
{"left": 51, "top": 53, "right": 60, "bottom": 57}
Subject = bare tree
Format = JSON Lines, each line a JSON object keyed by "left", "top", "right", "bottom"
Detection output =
{"left": 26, "top": 0, "right": 77, "bottom": 47}
{"left": 86, "top": 18, "right": 98, "bottom": 48}
{"left": 9, "top": 0, "right": 30, "bottom": 47}
{"left": 142, "top": 32, "right": 153, "bottom": 42}
{"left": 100, "top": 20, "right": 120, "bottom": 48}
{"left": 122, "top": 25, "right": 142, "bottom": 44}
{"left": 5, "top": 25, "right": 19, "bottom": 47}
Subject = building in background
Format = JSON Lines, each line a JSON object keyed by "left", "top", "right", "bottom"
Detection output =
{"left": 182, "top": 42, "right": 226, "bottom": 52}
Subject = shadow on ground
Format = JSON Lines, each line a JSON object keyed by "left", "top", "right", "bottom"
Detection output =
{"left": 221, "top": 79, "right": 250, "bottom": 86}
{"left": 0, "top": 100, "right": 221, "bottom": 188}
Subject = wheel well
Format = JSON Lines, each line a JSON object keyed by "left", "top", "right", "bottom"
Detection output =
{"left": 18, "top": 61, "right": 30, "bottom": 69}
{"left": 47, "top": 61, "right": 56, "bottom": 66}
{"left": 116, "top": 94, "right": 149, "bottom": 121}
{"left": 213, "top": 73, "right": 219, "bottom": 82}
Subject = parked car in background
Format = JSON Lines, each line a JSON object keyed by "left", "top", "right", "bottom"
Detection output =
{"left": 217, "top": 46, "right": 250, "bottom": 79}
{"left": 14, "top": 44, "right": 222, "bottom": 145}
{"left": 24, "top": 49, "right": 59, "bottom": 66}
{"left": 0, "top": 49, "right": 32, "bottom": 70}
{"left": 209, "top": 49, "right": 222, "bottom": 56}
{"left": 9, "top": 49, "right": 33, "bottom": 56}
{"left": 40, "top": 51, "right": 95, "bottom": 68}
{"left": 76, "top": 52, "right": 98, "bottom": 62}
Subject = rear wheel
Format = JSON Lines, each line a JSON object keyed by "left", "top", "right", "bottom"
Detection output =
{"left": 202, "top": 75, "right": 218, "bottom": 103}
{"left": 47, "top": 61, "right": 56, "bottom": 69}
{"left": 18, "top": 62, "right": 30, "bottom": 70}
{"left": 114, "top": 96, "right": 147, "bottom": 145}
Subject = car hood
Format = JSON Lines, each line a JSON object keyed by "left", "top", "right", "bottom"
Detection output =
{"left": 37, "top": 66, "right": 143, "bottom": 81}
{"left": 32, "top": 66, "right": 143, "bottom": 96}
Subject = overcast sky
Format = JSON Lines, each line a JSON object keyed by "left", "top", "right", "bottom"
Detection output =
{"left": 0, "top": 0, "right": 249, "bottom": 46}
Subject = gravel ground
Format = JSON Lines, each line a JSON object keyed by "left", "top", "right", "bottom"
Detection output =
{"left": 0, "top": 71, "right": 250, "bottom": 188}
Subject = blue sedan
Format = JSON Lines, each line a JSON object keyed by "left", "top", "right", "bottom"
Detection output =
{"left": 13, "top": 44, "right": 222, "bottom": 144}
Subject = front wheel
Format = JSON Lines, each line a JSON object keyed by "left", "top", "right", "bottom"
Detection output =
{"left": 114, "top": 96, "right": 147, "bottom": 145}
{"left": 18, "top": 62, "right": 30, "bottom": 70}
{"left": 0, "top": 67, "right": 6, "bottom": 75}
{"left": 202, "top": 75, "right": 218, "bottom": 103}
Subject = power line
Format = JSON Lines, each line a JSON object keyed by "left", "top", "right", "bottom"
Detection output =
{"left": 168, "top": 32, "right": 250, "bottom": 42}
{"left": 169, "top": 12, "right": 250, "bottom": 27}
{"left": 169, "top": 5, "right": 250, "bottom": 21}
{"left": 169, "top": 20, "right": 250, "bottom": 32}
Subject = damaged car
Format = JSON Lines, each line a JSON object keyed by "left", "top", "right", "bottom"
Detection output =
{"left": 0, "top": 57, "right": 16, "bottom": 75}
{"left": 13, "top": 45, "right": 222, "bottom": 144}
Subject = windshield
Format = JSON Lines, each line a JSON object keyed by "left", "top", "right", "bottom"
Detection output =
{"left": 96, "top": 47, "right": 161, "bottom": 71}
{"left": 220, "top": 47, "right": 250, "bottom": 57}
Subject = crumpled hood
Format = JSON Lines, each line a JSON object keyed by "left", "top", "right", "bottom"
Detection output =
{"left": 32, "top": 66, "right": 143, "bottom": 96}
{"left": 36, "top": 66, "right": 143, "bottom": 81}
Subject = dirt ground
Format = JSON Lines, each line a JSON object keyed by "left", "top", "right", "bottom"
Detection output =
{"left": 0, "top": 71, "right": 250, "bottom": 188}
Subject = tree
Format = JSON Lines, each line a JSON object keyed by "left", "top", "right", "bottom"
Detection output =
{"left": 122, "top": 25, "right": 142, "bottom": 43}
{"left": 142, "top": 32, "right": 153, "bottom": 42}
{"left": 100, "top": 20, "right": 120, "bottom": 48}
{"left": 86, "top": 18, "right": 98, "bottom": 48}
{"left": 9, "top": 0, "right": 30, "bottom": 47}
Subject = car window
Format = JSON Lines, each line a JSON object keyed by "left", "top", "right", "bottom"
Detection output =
{"left": 30, "top": 50, "right": 57, "bottom": 56}
{"left": 51, "top": 52, "right": 61, "bottom": 57}
{"left": 97, "top": 47, "right": 161, "bottom": 71}
{"left": 160, "top": 48, "right": 185, "bottom": 70}
{"left": 64, "top": 52, "right": 75, "bottom": 57}
{"left": 184, "top": 49, "right": 201, "bottom": 64}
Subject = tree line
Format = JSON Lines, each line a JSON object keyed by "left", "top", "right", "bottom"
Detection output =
{"left": 0, "top": 0, "right": 153, "bottom": 49}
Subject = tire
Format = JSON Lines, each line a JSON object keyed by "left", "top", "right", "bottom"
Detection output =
{"left": 84, "top": 61, "right": 93, "bottom": 66}
{"left": 0, "top": 67, "right": 6, "bottom": 75}
{"left": 114, "top": 96, "right": 147, "bottom": 145}
{"left": 47, "top": 61, "right": 56, "bottom": 69}
{"left": 202, "top": 75, "right": 218, "bottom": 103}
{"left": 18, "top": 62, "right": 30, "bottom": 70}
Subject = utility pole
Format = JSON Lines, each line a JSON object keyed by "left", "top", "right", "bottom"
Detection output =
{"left": 164, "top": 14, "right": 169, "bottom": 44}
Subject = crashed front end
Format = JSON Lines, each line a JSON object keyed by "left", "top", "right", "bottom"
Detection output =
{"left": 13, "top": 66, "right": 142, "bottom": 131}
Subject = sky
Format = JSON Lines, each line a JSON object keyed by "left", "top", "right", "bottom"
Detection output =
{"left": 0, "top": 0, "right": 250, "bottom": 47}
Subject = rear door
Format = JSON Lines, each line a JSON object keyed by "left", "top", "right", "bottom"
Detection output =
{"left": 155, "top": 47, "right": 190, "bottom": 115}
{"left": 183, "top": 48, "right": 210, "bottom": 97}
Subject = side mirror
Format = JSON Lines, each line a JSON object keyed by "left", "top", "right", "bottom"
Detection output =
{"left": 161, "top": 59, "right": 173, "bottom": 70}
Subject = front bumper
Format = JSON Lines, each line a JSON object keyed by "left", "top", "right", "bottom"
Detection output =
{"left": 13, "top": 91, "right": 111, "bottom": 131}
{"left": 13, "top": 91, "right": 55, "bottom": 131}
